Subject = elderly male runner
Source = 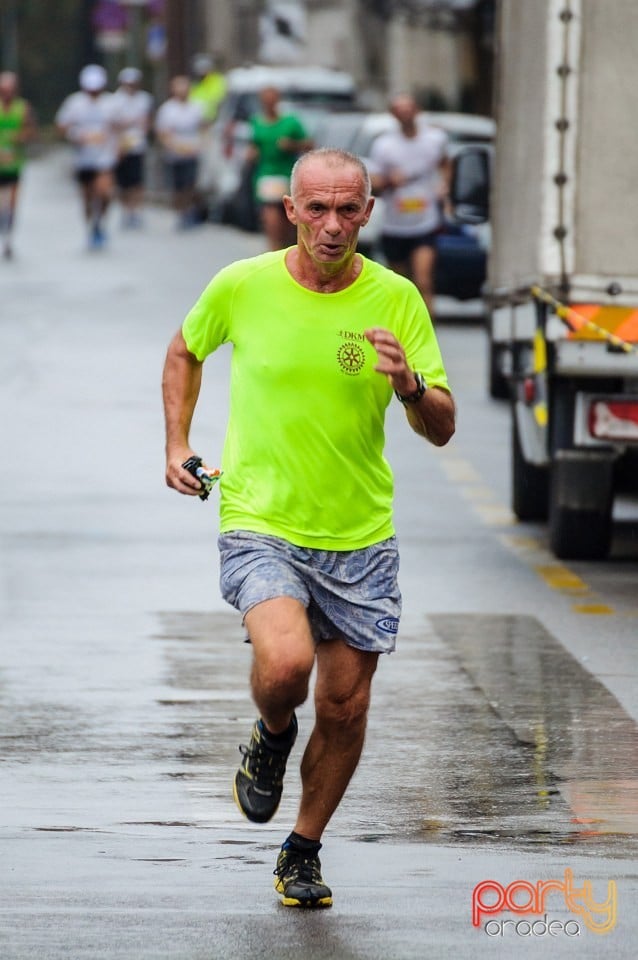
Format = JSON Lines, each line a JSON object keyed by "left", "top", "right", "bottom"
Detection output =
{"left": 162, "top": 147, "right": 455, "bottom": 908}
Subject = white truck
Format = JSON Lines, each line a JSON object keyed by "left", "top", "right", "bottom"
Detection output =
{"left": 454, "top": 0, "right": 638, "bottom": 559}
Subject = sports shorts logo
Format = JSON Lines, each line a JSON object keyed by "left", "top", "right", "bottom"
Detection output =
{"left": 337, "top": 340, "right": 365, "bottom": 375}
{"left": 376, "top": 617, "right": 399, "bottom": 634}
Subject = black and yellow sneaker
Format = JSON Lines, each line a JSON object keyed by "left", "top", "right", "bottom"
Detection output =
{"left": 233, "top": 715, "right": 297, "bottom": 823}
{"left": 274, "top": 842, "right": 333, "bottom": 909}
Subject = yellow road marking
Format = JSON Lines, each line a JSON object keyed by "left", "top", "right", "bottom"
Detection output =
{"left": 472, "top": 504, "right": 517, "bottom": 526}
{"left": 534, "top": 564, "right": 590, "bottom": 593}
{"left": 505, "top": 534, "right": 540, "bottom": 551}
{"left": 439, "top": 457, "right": 483, "bottom": 484}
{"left": 444, "top": 455, "right": 620, "bottom": 615}
{"left": 571, "top": 603, "right": 614, "bottom": 615}
{"left": 458, "top": 484, "right": 498, "bottom": 503}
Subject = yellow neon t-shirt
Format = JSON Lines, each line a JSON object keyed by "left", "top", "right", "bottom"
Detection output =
{"left": 182, "top": 250, "right": 450, "bottom": 549}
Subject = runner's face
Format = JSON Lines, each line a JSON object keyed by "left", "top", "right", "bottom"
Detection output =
{"left": 286, "top": 161, "right": 373, "bottom": 268}
{"left": 171, "top": 77, "right": 190, "bottom": 100}
{"left": 259, "top": 87, "right": 280, "bottom": 114}
{"left": 0, "top": 74, "right": 17, "bottom": 100}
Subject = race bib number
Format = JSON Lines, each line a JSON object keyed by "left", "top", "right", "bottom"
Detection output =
{"left": 120, "top": 129, "right": 144, "bottom": 151}
{"left": 172, "top": 134, "right": 200, "bottom": 156}
{"left": 395, "top": 195, "right": 428, "bottom": 214}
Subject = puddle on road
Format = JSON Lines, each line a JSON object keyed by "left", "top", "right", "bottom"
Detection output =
{"left": 153, "top": 610, "right": 638, "bottom": 856}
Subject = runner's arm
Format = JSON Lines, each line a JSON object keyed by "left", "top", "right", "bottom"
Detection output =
{"left": 402, "top": 385, "right": 456, "bottom": 446}
{"left": 162, "top": 330, "right": 207, "bottom": 494}
{"left": 369, "top": 168, "right": 406, "bottom": 194}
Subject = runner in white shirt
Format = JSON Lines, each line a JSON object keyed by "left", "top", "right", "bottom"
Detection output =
{"left": 56, "top": 64, "right": 117, "bottom": 250}
{"left": 369, "top": 94, "right": 450, "bottom": 315}
{"left": 155, "top": 76, "right": 206, "bottom": 229}
{"left": 111, "top": 67, "right": 153, "bottom": 228}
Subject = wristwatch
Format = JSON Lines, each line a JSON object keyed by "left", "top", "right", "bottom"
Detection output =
{"left": 395, "top": 371, "right": 427, "bottom": 405}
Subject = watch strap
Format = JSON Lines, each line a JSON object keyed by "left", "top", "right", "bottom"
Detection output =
{"left": 395, "top": 371, "right": 427, "bottom": 405}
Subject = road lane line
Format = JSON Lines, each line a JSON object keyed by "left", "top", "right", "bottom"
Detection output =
{"left": 533, "top": 564, "right": 590, "bottom": 594}
{"left": 439, "top": 451, "right": 618, "bottom": 614}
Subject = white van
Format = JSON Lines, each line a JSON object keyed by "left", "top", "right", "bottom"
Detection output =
{"left": 201, "top": 64, "right": 357, "bottom": 226}
{"left": 217, "top": 65, "right": 357, "bottom": 126}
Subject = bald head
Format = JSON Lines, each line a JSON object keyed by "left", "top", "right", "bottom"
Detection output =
{"left": 290, "top": 148, "right": 371, "bottom": 202}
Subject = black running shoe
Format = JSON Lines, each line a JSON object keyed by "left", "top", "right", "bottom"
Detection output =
{"left": 274, "top": 844, "right": 333, "bottom": 908}
{"left": 233, "top": 715, "right": 297, "bottom": 823}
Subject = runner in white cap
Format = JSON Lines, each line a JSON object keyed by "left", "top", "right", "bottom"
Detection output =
{"left": 111, "top": 67, "right": 153, "bottom": 228}
{"left": 56, "top": 65, "right": 117, "bottom": 249}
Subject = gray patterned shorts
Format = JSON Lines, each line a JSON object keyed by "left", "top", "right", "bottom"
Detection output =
{"left": 218, "top": 531, "right": 402, "bottom": 654}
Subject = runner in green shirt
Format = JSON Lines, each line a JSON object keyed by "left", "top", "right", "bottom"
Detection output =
{"left": 0, "top": 72, "right": 36, "bottom": 260}
{"left": 248, "top": 85, "right": 311, "bottom": 250}
{"left": 162, "top": 148, "right": 456, "bottom": 909}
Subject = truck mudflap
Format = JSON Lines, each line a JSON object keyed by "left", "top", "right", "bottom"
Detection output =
{"left": 549, "top": 449, "right": 615, "bottom": 560}
{"left": 512, "top": 399, "right": 549, "bottom": 522}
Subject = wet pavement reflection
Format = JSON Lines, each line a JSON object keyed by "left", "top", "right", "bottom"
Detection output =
{"left": 430, "top": 614, "right": 638, "bottom": 849}
{"left": 143, "top": 610, "right": 638, "bottom": 856}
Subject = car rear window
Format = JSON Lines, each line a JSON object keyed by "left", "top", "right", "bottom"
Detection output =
{"left": 227, "top": 90, "right": 356, "bottom": 123}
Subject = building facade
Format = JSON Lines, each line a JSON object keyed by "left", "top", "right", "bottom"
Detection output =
{"left": 197, "top": 0, "right": 494, "bottom": 114}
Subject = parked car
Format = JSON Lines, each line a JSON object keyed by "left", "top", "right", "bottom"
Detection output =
{"left": 309, "top": 110, "right": 369, "bottom": 153}
{"left": 200, "top": 64, "right": 358, "bottom": 227}
{"left": 314, "top": 110, "right": 495, "bottom": 319}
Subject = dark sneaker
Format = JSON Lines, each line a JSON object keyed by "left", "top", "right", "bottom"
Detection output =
{"left": 233, "top": 715, "right": 297, "bottom": 823}
{"left": 274, "top": 844, "right": 333, "bottom": 908}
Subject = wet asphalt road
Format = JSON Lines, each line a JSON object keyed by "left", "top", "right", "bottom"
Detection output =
{"left": 2, "top": 151, "right": 638, "bottom": 958}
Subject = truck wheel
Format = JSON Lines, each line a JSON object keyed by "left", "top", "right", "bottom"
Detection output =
{"left": 511, "top": 405, "right": 549, "bottom": 520}
{"left": 549, "top": 450, "right": 614, "bottom": 560}
{"left": 488, "top": 341, "right": 510, "bottom": 399}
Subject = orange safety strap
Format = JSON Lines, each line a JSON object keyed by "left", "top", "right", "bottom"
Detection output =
{"left": 530, "top": 287, "right": 638, "bottom": 354}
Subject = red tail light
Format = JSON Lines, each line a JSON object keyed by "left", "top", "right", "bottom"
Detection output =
{"left": 588, "top": 399, "right": 638, "bottom": 441}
